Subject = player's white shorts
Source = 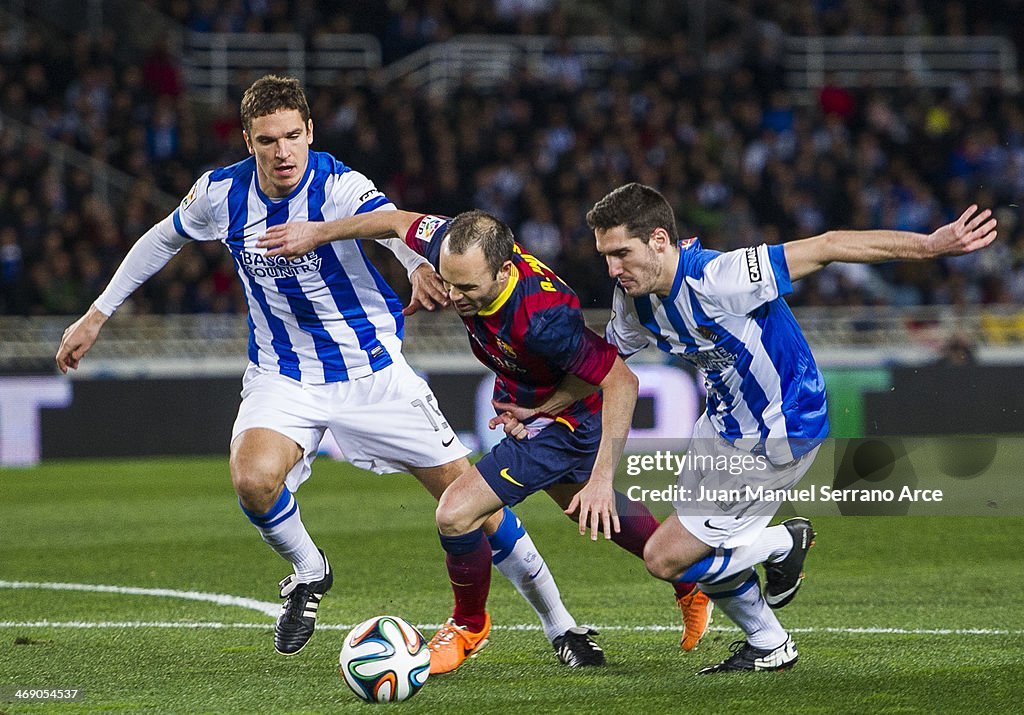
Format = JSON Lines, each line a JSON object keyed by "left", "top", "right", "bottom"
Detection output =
{"left": 231, "top": 359, "right": 469, "bottom": 491}
{"left": 675, "top": 414, "right": 819, "bottom": 549}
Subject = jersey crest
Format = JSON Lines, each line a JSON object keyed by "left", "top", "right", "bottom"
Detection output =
{"left": 415, "top": 215, "right": 446, "bottom": 242}
{"left": 180, "top": 183, "right": 198, "bottom": 212}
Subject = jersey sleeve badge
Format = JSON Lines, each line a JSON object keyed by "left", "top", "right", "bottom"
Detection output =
{"left": 180, "top": 182, "right": 198, "bottom": 211}
{"left": 416, "top": 215, "right": 447, "bottom": 243}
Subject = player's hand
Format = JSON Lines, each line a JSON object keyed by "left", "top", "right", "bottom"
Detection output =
{"left": 404, "top": 264, "right": 449, "bottom": 316}
{"left": 488, "top": 412, "right": 529, "bottom": 440}
{"left": 55, "top": 305, "right": 108, "bottom": 374}
{"left": 566, "top": 479, "right": 620, "bottom": 541}
{"left": 258, "top": 221, "right": 328, "bottom": 259}
{"left": 924, "top": 205, "right": 997, "bottom": 258}
{"left": 490, "top": 399, "right": 541, "bottom": 422}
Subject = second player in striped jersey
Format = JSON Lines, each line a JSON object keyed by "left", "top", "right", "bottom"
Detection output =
{"left": 583, "top": 182, "right": 996, "bottom": 674}
{"left": 55, "top": 75, "right": 587, "bottom": 668}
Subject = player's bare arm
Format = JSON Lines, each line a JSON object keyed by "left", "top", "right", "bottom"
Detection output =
{"left": 258, "top": 210, "right": 425, "bottom": 259}
{"left": 565, "top": 356, "right": 638, "bottom": 540}
{"left": 784, "top": 205, "right": 997, "bottom": 282}
{"left": 489, "top": 327, "right": 611, "bottom": 430}
{"left": 489, "top": 372, "right": 597, "bottom": 430}
{"left": 56, "top": 304, "right": 109, "bottom": 374}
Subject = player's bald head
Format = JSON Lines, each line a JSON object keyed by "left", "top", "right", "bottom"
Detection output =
{"left": 446, "top": 210, "right": 515, "bottom": 277}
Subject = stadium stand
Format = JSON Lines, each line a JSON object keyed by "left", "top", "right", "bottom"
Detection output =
{"left": 1, "top": 0, "right": 1022, "bottom": 318}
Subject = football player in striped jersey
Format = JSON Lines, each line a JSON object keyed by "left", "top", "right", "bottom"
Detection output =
{"left": 583, "top": 182, "right": 995, "bottom": 674}
{"left": 55, "top": 75, "right": 578, "bottom": 665}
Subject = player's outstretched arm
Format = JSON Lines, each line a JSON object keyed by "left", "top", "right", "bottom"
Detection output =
{"left": 56, "top": 304, "right": 108, "bottom": 374}
{"left": 783, "top": 205, "right": 997, "bottom": 282}
{"left": 258, "top": 210, "right": 424, "bottom": 259}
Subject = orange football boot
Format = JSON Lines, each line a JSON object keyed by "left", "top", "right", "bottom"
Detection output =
{"left": 427, "top": 612, "right": 491, "bottom": 674}
{"left": 677, "top": 588, "right": 714, "bottom": 652}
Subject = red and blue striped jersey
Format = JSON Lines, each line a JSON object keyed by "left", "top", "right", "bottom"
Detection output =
{"left": 405, "top": 215, "right": 617, "bottom": 429}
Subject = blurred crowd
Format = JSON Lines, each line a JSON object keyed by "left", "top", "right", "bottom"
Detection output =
{"left": 2, "top": 0, "right": 1023, "bottom": 316}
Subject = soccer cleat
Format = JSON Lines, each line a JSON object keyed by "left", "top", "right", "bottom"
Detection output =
{"left": 764, "top": 517, "right": 816, "bottom": 609}
{"left": 677, "top": 588, "right": 714, "bottom": 652}
{"left": 697, "top": 636, "right": 799, "bottom": 674}
{"left": 553, "top": 627, "right": 605, "bottom": 667}
{"left": 427, "top": 612, "right": 491, "bottom": 674}
{"left": 274, "top": 550, "right": 333, "bottom": 656}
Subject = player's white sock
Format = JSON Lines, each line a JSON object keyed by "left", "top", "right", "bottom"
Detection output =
{"left": 240, "top": 488, "right": 325, "bottom": 583}
{"left": 488, "top": 507, "right": 577, "bottom": 642}
{"left": 700, "top": 568, "right": 787, "bottom": 649}
{"left": 679, "top": 525, "right": 794, "bottom": 584}
{"left": 755, "top": 524, "right": 796, "bottom": 563}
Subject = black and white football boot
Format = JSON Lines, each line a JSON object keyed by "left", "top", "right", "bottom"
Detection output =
{"left": 274, "top": 549, "right": 333, "bottom": 656}
{"left": 764, "top": 517, "right": 816, "bottom": 609}
{"left": 553, "top": 627, "right": 606, "bottom": 667}
{"left": 697, "top": 636, "right": 799, "bottom": 674}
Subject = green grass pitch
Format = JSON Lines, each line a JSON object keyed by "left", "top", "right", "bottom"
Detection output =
{"left": 1, "top": 457, "right": 1022, "bottom": 714}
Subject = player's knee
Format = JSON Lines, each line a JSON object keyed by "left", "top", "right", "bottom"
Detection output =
{"left": 230, "top": 457, "right": 283, "bottom": 513}
{"left": 645, "top": 554, "right": 677, "bottom": 582}
{"left": 644, "top": 544, "right": 681, "bottom": 582}
{"left": 435, "top": 492, "right": 474, "bottom": 537}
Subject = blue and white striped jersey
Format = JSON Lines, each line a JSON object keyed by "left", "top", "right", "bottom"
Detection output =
{"left": 606, "top": 239, "right": 829, "bottom": 463}
{"left": 173, "top": 151, "right": 405, "bottom": 384}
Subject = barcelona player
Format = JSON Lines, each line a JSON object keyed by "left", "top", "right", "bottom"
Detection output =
{"left": 257, "top": 209, "right": 714, "bottom": 673}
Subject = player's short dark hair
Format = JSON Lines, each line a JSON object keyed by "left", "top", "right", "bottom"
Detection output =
{"left": 240, "top": 75, "right": 311, "bottom": 133}
{"left": 586, "top": 183, "right": 679, "bottom": 245}
{"left": 446, "top": 210, "right": 515, "bottom": 277}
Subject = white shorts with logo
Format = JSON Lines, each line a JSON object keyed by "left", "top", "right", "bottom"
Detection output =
{"left": 675, "top": 414, "right": 820, "bottom": 549}
{"left": 231, "top": 360, "right": 469, "bottom": 492}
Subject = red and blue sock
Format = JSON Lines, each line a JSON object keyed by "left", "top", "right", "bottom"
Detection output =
{"left": 438, "top": 529, "right": 491, "bottom": 632}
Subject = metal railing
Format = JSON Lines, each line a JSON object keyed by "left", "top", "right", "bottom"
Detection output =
{"left": 182, "top": 32, "right": 642, "bottom": 101}
{"left": 6, "top": 306, "right": 1024, "bottom": 375}
{"left": 785, "top": 35, "right": 1020, "bottom": 92}
{"left": 307, "top": 34, "right": 383, "bottom": 87}
{"left": 379, "top": 35, "right": 642, "bottom": 94}
{"left": 185, "top": 32, "right": 309, "bottom": 104}
{"left": 183, "top": 30, "right": 1020, "bottom": 103}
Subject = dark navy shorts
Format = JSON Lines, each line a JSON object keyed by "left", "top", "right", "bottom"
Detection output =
{"left": 476, "top": 412, "right": 602, "bottom": 506}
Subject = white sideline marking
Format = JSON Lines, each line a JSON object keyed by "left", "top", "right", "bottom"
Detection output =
{"left": 1, "top": 581, "right": 1020, "bottom": 637}
{"left": 0, "top": 580, "right": 280, "bottom": 617}
{"left": 0, "top": 621, "right": 1020, "bottom": 637}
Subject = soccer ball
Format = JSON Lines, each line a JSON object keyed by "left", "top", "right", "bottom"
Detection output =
{"left": 338, "top": 615, "right": 430, "bottom": 703}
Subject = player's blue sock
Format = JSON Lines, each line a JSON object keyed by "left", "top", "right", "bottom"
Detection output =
{"left": 700, "top": 568, "right": 787, "bottom": 649}
{"left": 488, "top": 507, "right": 576, "bottom": 642}
{"left": 240, "top": 488, "right": 324, "bottom": 583}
